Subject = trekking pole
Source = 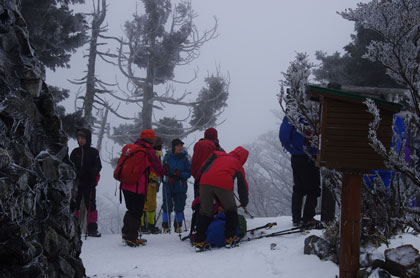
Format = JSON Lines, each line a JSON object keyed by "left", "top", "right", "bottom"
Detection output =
{"left": 155, "top": 206, "right": 163, "bottom": 225}
{"left": 164, "top": 182, "right": 171, "bottom": 234}
{"left": 234, "top": 193, "right": 254, "bottom": 219}
{"left": 245, "top": 229, "right": 304, "bottom": 242}
{"left": 183, "top": 214, "right": 188, "bottom": 232}
{"left": 247, "top": 222, "right": 277, "bottom": 235}
{"left": 85, "top": 188, "right": 93, "bottom": 240}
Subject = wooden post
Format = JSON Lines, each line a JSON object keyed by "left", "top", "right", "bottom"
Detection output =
{"left": 339, "top": 173, "right": 363, "bottom": 278}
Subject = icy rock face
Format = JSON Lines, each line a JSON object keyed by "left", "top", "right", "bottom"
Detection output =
{"left": 0, "top": 1, "right": 85, "bottom": 277}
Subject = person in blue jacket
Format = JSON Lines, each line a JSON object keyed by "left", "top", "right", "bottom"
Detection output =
{"left": 279, "top": 116, "right": 321, "bottom": 227}
{"left": 364, "top": 115, "right": 410, "bottom": 189}
{"left": 162, "top": 138, "right": 191, "bottom": 233}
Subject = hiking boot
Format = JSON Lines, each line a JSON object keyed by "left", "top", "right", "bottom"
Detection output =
{"left": 225, "top": 236, "right": 240, "bottom": 248}
{"left": 302, "top": 218, "right": 324, "bottom": 230}
{"left": 125, "top": 239, "right": 139, "bottom": 247}
{"left": 87, "top": 230, "right": 101, "bottom": 237}
{"left": 175, "top": 226, "right": 182, "bottom": 234}
{"left": 140, "top": 226, "right": 150, "bottom": 234}
{"left": 149, "top": 226, "right": 161, "bottom": 234}
{"left": 292, "top": 221, "right": 302, "bottom": 227}
{"left": 193, "top": 241, "right": 210, "bottom": 252}
{"left": 136, "top": 238, "right": 147, "bottom": 246}
{"left": 125, "top": 238, "right": 147, "bottom": 247}
{"left": 162, "top": 227, "right": 170, "bottom": 233}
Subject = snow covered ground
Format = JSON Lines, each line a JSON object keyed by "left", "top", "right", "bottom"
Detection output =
{"left": 81, "top": 215, "right": 420, "bottom": 278}
{"left": 81, "top": 217, "right": 324, "bottom": 277}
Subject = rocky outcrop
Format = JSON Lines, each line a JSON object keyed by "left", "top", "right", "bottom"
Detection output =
{"left": 0, "top": 1, "right": 85, "bottom": 277}
{"left": 304, "top": 234, "right": 338, "bottom": 263}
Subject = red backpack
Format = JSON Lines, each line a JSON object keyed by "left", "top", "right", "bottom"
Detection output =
{"left": 114, "top": 144, "right": 149, "bottom": 184}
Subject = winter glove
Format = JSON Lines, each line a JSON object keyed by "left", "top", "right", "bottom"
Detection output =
{"left": 169, "top": 177, "right": 175, "bottom": 184}
{"left": 174, "top": 169, "right": 181, "bottom": 178}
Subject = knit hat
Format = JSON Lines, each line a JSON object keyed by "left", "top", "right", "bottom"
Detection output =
{"left": 154, "top": 136, "right": 163, "bottom": 146}
{"left": 140, "top": 129, "right": 156, "bottom": 139}
{"left": 172, "top": 138, "right": 184, "bottom": 149}
{"left": 204, "top": 127, "right": 218, "bottom": 140}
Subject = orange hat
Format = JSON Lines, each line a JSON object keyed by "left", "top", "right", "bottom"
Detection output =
{"left": 140, "top": 129, "right": 156, "bottom": 139}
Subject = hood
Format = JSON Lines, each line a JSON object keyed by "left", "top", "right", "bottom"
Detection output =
{"left": 229, "top": 146, "right": 249, "bottom": 165}
{"left": 76, "top": 128, "right": 92, "bottom": 147}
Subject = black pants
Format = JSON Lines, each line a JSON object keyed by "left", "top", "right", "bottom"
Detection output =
{"left": 291, "top": 155, "right": 321, "bottom": 223}
{"left": 75, "top": 183, "right": 96, "bottom": 212}
{"left": 122, "top": 190, "right": 145, "bottom": 241}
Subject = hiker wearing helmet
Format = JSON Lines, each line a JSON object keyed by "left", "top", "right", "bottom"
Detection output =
{"left": 161, "top": 138, "right": 191, "bottom": 233}
{"left": 120, "top": 129, "right": 166, "bottom": 247}
{"left": 191, "top": 127, "right": 224, "bottom": 197}
{"left": 193, "top": 146, "right": 249, "bottom": 252}
{"left": 70, "top": 128, "right": 102, "bottom": 237}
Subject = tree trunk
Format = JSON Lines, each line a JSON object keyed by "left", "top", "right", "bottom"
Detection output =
{"left": 96, "top": 106, "right": 109, "bottom": 152}
{"left": 84, "top": 0, "right": 107, "bottom": 129}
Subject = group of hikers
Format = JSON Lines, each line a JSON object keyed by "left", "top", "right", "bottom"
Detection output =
{"left": 69, "top": 127, "right": 250, "bottom": 252}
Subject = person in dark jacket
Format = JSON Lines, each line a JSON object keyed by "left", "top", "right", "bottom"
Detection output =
{"left": 193, "top": 146, "right": 249, "bottom": 252}
{"left": 279, "top": 116, "right": 322, "bottom": 227}
{"left": 191, "top": 127, "right": 224, "bottom": 198}
{"left": 70, "top": 128, "right": 102, "bottom": 237}
{"left": 121, "top": 129, "right": 166, "bottom": 247}
{"left": 161, "top": 138, "right": 191, "bottom": 233}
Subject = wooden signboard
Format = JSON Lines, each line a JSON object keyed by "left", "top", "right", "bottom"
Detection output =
{"left": 307, "top": 85, "right": 402, "bottom": 278}
{"left": 309, "top": 85, "right": 402, "bottom": 173}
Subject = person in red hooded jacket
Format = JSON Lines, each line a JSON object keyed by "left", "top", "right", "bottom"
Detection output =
{"left": 191, "top": 127, "right": 224, "bottom": 198}
{"left": 193, "top": 146, "right": 249, "bottom": 252}
{"left": 121, "top": 129, "right": 166, "bottom": 247}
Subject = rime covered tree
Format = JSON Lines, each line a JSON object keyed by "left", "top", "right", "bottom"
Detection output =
{"left": 341, "top": 0, "right": 420, "bottom": 232}
{"left": 113, "top": 0, "right": 228, "bottom": 141}
{"left": 314, "top": 26, "right": 400, "bottom": 88}
{"left": 244, "top": 127, "right": 293, "bottom": 217}
{"left": 19, "top": 0, "right": 87, "bottom": 71}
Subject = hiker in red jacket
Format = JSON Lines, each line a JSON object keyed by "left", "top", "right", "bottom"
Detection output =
{"left": 191, "top": 128, "right": 224, "bottom": 197}
{"left": 193, "top": 146, "right": 249, "bottom": 252}
{"left": 121, "top": 129, "right": 166, "bottom": 247}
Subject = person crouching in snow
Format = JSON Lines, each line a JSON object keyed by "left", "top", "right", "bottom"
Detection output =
{"left": 162, "top": 138, "right": 191, "bottom": 233}
{"left": 70, "top": 128, "right": 102, "bottom": 237}
{"left": 193, "top": 146, "right": 249, "bottom": 252}
{"left": 121, "top": 129, "right": 165, "bottom": 247}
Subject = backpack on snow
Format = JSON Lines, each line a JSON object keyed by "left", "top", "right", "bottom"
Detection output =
{"left": 113, "top": 144, "right": 148, "bottom": 184}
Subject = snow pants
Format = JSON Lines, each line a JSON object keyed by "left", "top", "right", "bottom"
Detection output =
{"left": 122, "top": 190, "right": 145, "bottom": 242}
{"left": 141, "top": 181, "right": 158, "bottom": 226}
{"left": 74, "top": 183, "right": 98, "bottom": 233}
{"left": 162, "top": 181, "right": 187, "bottom": 227}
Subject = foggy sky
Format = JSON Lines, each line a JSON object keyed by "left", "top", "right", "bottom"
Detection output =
{"left": 47, "top": 0, "right": 367, "bottom": 152}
